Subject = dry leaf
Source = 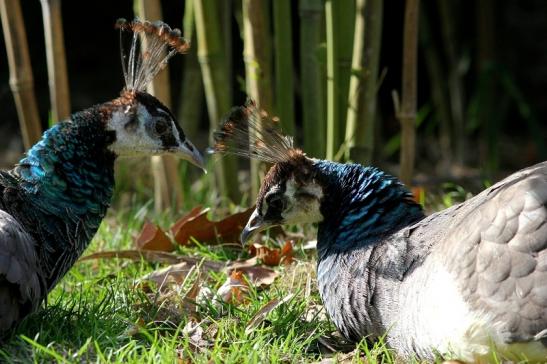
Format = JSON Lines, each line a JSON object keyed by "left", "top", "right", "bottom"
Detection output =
{"left": 79, "top": 250, "right": 225, "bottom": 272}
{"left": 171, "top": 207, "right": 255, "bottom": 246}
{"left": 80, "top": 250, "right": 182, "bottom": 264}
{"left": 138, "top": 261, "right": 195, "bottom": 292}
{"left": 302, "top": 240, "right": 317, "bottom": 250}
{"left": 181, "top": 274, "right": 202, "bottom": 318}
{"left": 180, "top": 319, "right": 217, "bottom": 353}
{"left": 248, "top": 240, "right": 294, "bottom": 266}
{"left": 182, "top": 320, "right": 210, "bottom": 350}
{"left": 316, "top": 332, "right": 356, "bottom": 356}
{"left": 245, "top": 293, "right": 294, "bottom": 334}
{"left": 135, "top": 220, "right": 174, "bottom": 251}
{"left": 169, "top": 206, "right": 204, "bottom": 237}
{"left": 217, "top": 270, "right": 249, "bottom": 304}
{"left": 228, "top": 265, "right": 278, "bottom": 287}
{"left": 124, "top": 318, "right": 145, "bottom": 337}
{"left": 411, "top": 186, "right": 425, "bottom": 204}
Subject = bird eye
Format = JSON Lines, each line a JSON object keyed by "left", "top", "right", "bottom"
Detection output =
{"left": 267, "top": 195, "right": 284, "bottom": 211}
{"left": 155, "top": 119, "right": 169, "bottom": 135}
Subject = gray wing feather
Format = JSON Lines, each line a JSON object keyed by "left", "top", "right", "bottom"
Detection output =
{"left": 439, "top": 162, "right": 547, "bottom": 343}
{"left": 0, "top": 209, "right": 44, "bottom": 331}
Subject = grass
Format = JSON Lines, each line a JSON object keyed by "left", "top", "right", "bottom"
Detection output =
{"left": 0, "top": 171, "right": 510, "bottom": 363}
{"left": 0, "top": 198, "right": 341, "bottom": 363}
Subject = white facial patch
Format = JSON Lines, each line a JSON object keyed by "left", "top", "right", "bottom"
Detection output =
{"left": 107, "top": 106, "right": 163, "bottom": 157}
{"left": 281, "top": 177, "right": 324, "bottom": 224}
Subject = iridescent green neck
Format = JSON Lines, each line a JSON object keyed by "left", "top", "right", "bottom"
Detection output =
{"left": 15, "top": 108, "right": 116, "bottom": 216}
{"left": 11, "top": 106, "right": 117, "bottom": 286}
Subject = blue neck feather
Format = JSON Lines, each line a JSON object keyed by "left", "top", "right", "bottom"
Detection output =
{"left": 6, "top": 106, "right": 116, "bottom": 287}
{"left": 313, "top": 160, "right": 425, "bottom": 256}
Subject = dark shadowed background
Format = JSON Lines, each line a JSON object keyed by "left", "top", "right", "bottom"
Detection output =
{"left": 1, "top": 0, "right": 546, "bottom": 183}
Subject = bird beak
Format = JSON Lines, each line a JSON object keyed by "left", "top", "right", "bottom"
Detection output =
{"left": 175, "top": 139, "right": 206, "bottom": 173}
{"left": 241, "top": 208, "right": 269, "bottom": 244}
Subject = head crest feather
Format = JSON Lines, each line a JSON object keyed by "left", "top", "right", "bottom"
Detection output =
{"left": 209, "top": 100, "right": 301, "bottom": 163}
{"left": 116, "top": 18, "right": 189, "bottom": 93}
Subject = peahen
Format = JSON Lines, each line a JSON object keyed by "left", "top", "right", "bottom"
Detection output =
{"left": 211, "top": 101, "right": 547, "bottom": 363}
{"left": 0, "top": 19, "right": 204, "bottom": 332}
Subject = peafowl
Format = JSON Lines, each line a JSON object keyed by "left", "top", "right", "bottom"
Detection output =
{"left": 0, "top": 19, "right": 205, "bottom": 332}
{"left": 211, "top": 101, "right": 547, "bottom": 363}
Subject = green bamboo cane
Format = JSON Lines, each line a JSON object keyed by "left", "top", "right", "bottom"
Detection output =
{"left": 398, "top": 0, "right": 420, "bottom": 185}
{"left": 40, "top": 0, "right": 71, "bottom": 122}
{"left": 134, "top": 0, "right": 184, "bottom": 211}
{"left": 344, "top": 0, "right": 383, "bottom": 164}
{"left": 325, "top": 0, "right": 354, "bottom": 161}
{"left": 437, "top": 0, "right": 465, "bottom": 166}
{"left": 420, "top": 5, "right": 452, "bottom": 170}
{"left": 299, "top": 0, "right": 326, "bottom": 158}
{"left": 0, "top": 0, "right": 42, "bottom": 149}
{"left": 194, "top": 0, "right": 240, "bottom": 202}
{"left": 273, "top": 0, "right": 295, "bottom": 136}
{"left": 242, "top": 0, "right": 274, "bottom": 198}
{"left": 177, "top": 0, "right": 204, "bottom": 139}
{"left": 476, "top": 0, "right": 497, "bottom": 173}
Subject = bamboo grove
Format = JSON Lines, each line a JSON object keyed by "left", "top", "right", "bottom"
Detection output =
{"left": 2, "top": 0, "right": 545, "bottom": 206}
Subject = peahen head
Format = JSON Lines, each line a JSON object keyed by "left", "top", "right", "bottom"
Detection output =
{"left": 103, "top": 90, "right": 202, "bottom": 166}
{"left": 210, "top": 101, "right": 424, "bottom": 244}
{"left": 108, "top": 18, "right": 204, "bottom": 168}
{"left": 210, "top": 101, "right": 325, "bottom": 241}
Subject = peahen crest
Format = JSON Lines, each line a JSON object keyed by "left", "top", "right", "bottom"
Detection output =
{"left": 116, "top": 18, "right": 189, "bottom": 93}
{"left": 209, "top": 99, "right": 301, "bottom": 164}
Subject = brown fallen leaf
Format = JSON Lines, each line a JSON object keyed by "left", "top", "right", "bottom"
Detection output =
{"left": 80, "top": 249, "right": 182, "bottom": 264}
{"left": 135, "top": 220, "right": 174, "bottom": 251}
{"left": 248, "top": 240, "right": 294, "bottom": 266}
{"left": 124, "top": 318, "right": 146, "bottom": 337}
{"left": 171, "top": 206, "right": 255, "bottom": 246}
{"left": 180, "top": 318, "right": 218, "bottom": 354}
{"left": 227, "top": 265, "right": 278, "bottom": 287}
{"left": 169, "top": 205, "right": 204, "bottom": 238}
{"left": 245, "top": 293, "right": 294, "bottom": 334}
{"left": 138, "top": 261, "right": 195, "bottom": 292}
{"left": 217, "top": 270, "right": 249, "bottom": 304}
{"left": 411, "top": 186, "right": 425, "bottom": 204}
{"left": 79, "top": 250, "right": 226, "bottom": 272}
{"left": 181, "top": 273, "right": 202, "bottom": 318}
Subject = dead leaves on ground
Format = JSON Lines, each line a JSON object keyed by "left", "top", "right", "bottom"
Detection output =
{"left": 133, "top": 206, "right": 255, "bottom": 251}
{"left": 171, "top": 206, "right": 255, "bottom": 246}
{"left": 80, "top": 206, "right": 301, "bottom": 345}
{"left": 136, "top": 220, "right": 174, "bottom": 251}
{"left": 248, "top": 240, "right": 294, "bottom": 266}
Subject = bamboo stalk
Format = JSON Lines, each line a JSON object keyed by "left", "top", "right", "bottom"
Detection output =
{"left": 437, "top": 0, "right": 465, "bottom": 166}
{"left": 398, "top": 0, "right": 420, "bottom": 186}
{"left": 194, "top": 0, "right": 240, "bottom": 202}
{"left": 273, "top": 0, "right": 295, "bottom": 136}
{"left": 476, "top": 0, "right": 497, "bottom": 173}
{"left": 242, "top": 0, "right": 274, "bottom": 198}
{"left": 221, "top": 0, "right": 233, "bottom": 104}
{"left": 177, "top": 0, "right": 204, "bottom": 139}
{"left": 299, "top": 0, "right": 325, "bottom": 158}
{"left": 0, "top": 0, "right": 42, "bottom": 149}
{"left": 134, "top": 0, "right": 184, "bottom": 212}
{"left": 325, "top": 0, "right": 339, "bottom": 161}
{"left": 40, "top": 0, "right": 70, "bottom": 122}
{"left": 344, "top": 0, "right": 383, "bottom": 164}
{"left": 419, "top": 5, "right": 452, "bottom": 171}
{"left": 325, "top": 1, "right": 354, "bottom": 160}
